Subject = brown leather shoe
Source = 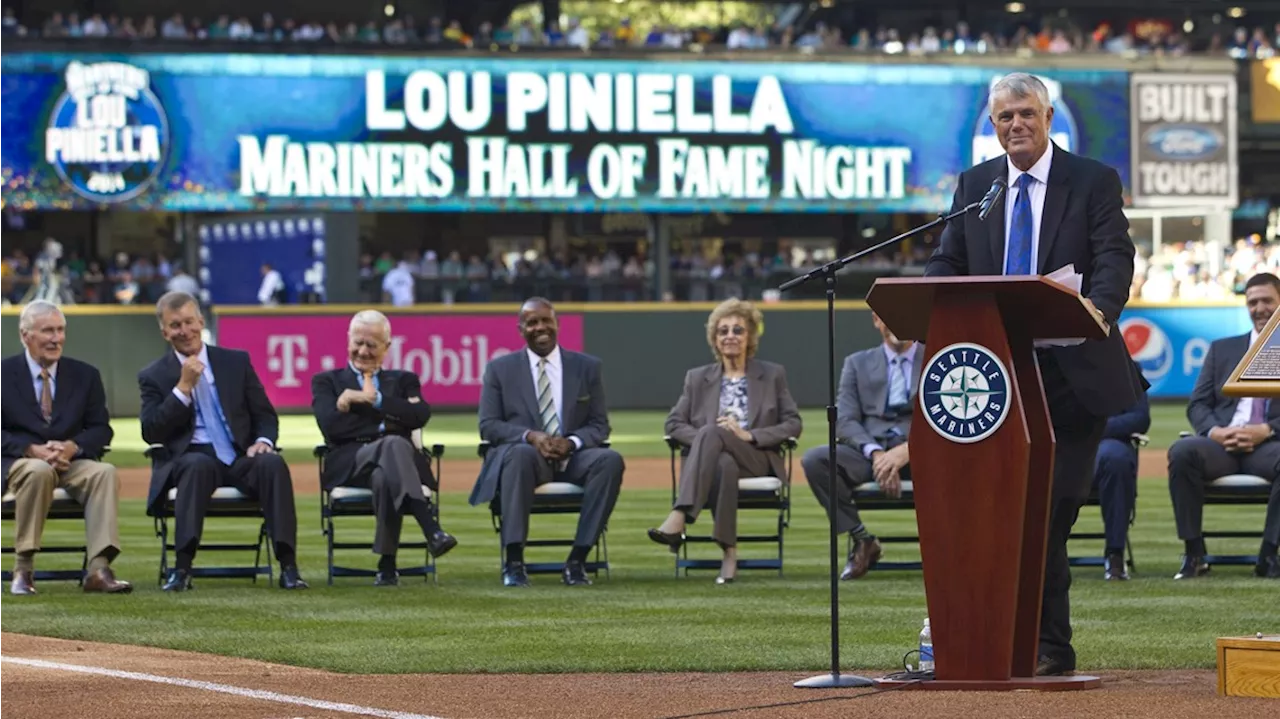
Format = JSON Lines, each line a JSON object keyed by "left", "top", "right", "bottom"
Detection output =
{"left": 82, "top": 567, "right": 133, "bottom": 594}
{"left": 840, "top": 537, "right": 883, "bottom": 581}
{"left": 9, "top": 570, "right": 36, "bottom": 596}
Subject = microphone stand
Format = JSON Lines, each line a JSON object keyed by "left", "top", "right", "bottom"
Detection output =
{"left": 782, "top": 196, "right": 985, "bottom": 689}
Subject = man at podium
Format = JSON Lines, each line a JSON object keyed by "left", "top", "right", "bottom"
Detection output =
{"left": 924, "top": 72, "right": 1145, "bottom": 677}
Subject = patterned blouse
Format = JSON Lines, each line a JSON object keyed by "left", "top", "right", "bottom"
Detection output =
{"left": 718, "top": 377, "right": 750, "bottom": 429}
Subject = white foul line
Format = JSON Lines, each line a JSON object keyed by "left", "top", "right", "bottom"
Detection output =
{"left": 0, "top": 656, "right": 448, "bottom": 719}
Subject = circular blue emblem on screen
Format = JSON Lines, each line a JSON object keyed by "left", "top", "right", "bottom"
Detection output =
{"left": 43, "top": 61, "right": 170, "bottom": 203}
{"left": 919, "top": 342, "right": 1011, "bottom": 444}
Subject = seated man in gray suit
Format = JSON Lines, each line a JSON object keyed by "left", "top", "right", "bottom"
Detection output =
{"left": 470, "top": 298, "right": 625, "bottom": 588}
{"left": 801, "top": 312, "right": 922, "bottom": 580}
{"left": 1168, "top": 272, "right": 1280, "bottom": 580}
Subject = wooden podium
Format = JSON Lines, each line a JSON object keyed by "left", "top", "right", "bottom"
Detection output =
{"left": 865, "top": 276, "right": 1107, "bottom": 691}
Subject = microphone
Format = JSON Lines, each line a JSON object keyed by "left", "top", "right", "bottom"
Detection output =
{"left": 977, "top": 177, "right": 1006, "bottom": 222}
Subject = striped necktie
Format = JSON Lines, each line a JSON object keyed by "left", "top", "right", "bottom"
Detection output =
{"left": 537, "top": 358, "right": 560, "bottom": 436}
{"left": 39, "top": 369, "right": 53, "bottom": 422}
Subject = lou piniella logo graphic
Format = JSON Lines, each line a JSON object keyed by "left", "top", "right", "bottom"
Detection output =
{"left": 43, "top": 60, "right": 170, "bottom": 203}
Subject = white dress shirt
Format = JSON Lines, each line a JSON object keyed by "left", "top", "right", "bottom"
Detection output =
{"left": 171, "top": 343, "right": 272, "bottom": 449}
{"left": 1230, "top": 328, "right": 1266, "bottom": 427}
{"left": 1002, "top": 141, "right": 1053, "bottom": 275}
{"left": 25, "top": 350, "right": 57, "bottom": 405}
{"left": 525, "top": 346, "right": 582, "bottom": 450}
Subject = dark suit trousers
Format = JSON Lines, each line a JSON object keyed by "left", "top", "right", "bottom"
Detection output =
{"left": 1092, "top": 439, "right": 1138, "bottom": 551}
{"left": 1037, "top": 352, "right": 1106, "bottom": 667}
{"left": 169, "top": 444, "right": 298, "bottom": 561}
{"left": 498, "top": 443, "right": 624, "bottom": 548}
{"left": 1168, "top": 436, "right": 1280, "bottom": 546}
{"left": 802, "top": 436, "right": 910, "bottom": 535}
{"left": 351, "top": 436, "right": 434, "bottom": 555}
{"left": 675, "top": 425, "right": 774, "bottom": 547}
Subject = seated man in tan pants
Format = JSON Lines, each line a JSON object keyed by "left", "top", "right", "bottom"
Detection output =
{"left": 1, "top": 300, "right": 131, "bottom": 595}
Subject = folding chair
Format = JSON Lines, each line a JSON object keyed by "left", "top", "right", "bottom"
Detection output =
{"left": 1173, "top": 431, "right": 1273, "bottom": 566}
{"left": 663, "top": 435, "right": 797, "bottom": 577}
{"left": 148, "top": 445, "right": 273, "bottom": 586}
{"left": 480, "top": 440, "right": 610, "bottom": 578}
{"left": 313, "top": 430, "right": 445, "bottom": 586}
{"left": 0, "top": 448, "right": 113, "bottom": 584}
{"left": 849, "top": 478, "right": 921, "bottom": 571}
{"left": 1067, "top": 432, "right": 1145, "bottom": 573}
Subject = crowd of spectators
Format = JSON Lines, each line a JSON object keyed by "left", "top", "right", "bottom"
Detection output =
{"left": 4, "top": 7, "right": 1278, "bottom": 59}
{"left": 1, "top": 246, "right": 194, "bottom": 307}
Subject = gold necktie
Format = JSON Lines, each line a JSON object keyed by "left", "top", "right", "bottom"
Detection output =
{"left": 39, "top": 369, "right": 52, "bottom": 422}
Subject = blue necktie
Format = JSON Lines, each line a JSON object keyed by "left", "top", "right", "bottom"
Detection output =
{"left": 1005, "top": 173, "right": 1035, "bottom": 275}
{"left": 194, "top": 375, "right": 237, "bottom": 465}
{"left": 887, "top": 357, "right": 909, "bottom": 411}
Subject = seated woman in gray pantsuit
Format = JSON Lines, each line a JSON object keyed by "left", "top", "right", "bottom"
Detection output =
{"left": 648, "top": 298, "right": 803, "bottom": 584}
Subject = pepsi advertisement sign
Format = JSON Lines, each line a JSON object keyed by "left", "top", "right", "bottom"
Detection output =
{"left": 1120, "top": 305, "right": 1252, "bottom": 397}
{"left": 1, "top": 53, "right": 1131, "bottom": 213}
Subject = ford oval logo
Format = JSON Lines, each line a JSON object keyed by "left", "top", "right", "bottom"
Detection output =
{"left": 1142, "top": 125, "right": 1224, "bottom": 161}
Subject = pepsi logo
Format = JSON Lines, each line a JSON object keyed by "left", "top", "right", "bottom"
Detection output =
{"left": 1142, "top": 125, "right": 1224, "bottom": 161}
{"left": 1121, "top": 317, "right": 1173, "bottom": 380}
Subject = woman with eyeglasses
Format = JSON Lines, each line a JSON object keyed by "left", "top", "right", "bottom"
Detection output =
{"left": 649, "top": 298, "right": 803, "bottom": 583}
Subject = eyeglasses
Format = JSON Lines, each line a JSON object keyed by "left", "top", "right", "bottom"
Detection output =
{"left": 717, "top": 326, "right": 747, "bottom": 337}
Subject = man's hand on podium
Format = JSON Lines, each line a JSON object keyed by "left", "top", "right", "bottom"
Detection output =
{"left": 1081, "top": 297, "right": 1110, "bottom": 334}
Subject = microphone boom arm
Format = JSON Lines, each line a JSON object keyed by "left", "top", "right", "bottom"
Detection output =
{"left": 778, "top": 198, "right": 982, "bottom": 291}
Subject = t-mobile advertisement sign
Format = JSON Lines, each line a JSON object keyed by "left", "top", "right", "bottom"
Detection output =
{"left": 216, "top": 313, "right": 584, "bottom": 409}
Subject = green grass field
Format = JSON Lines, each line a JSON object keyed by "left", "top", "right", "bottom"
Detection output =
{"left": 4, "top": 402, "right": 1273, "bottom": 675}
{"left": 80, "top": 401, "right": 1197, "bottom": 467}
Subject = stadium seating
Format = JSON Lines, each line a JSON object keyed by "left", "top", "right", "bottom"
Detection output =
{"left": 663, "top": 436, "right": 797, "bottom": 577}
{"left": 0, "top": 448, "right": 112, "bottom": 584}
{"left": 147, "top": 444, "right": 273, "bottom": 586}
{"left": 313, "top": 429, "right": 445, "bottom": 586}
{"left": 479, "top": 440, "right": 611, "bottom": 579}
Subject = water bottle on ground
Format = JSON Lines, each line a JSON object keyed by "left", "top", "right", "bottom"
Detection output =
{"left": 918, "top": 618, "right": 934, "bottom": 673}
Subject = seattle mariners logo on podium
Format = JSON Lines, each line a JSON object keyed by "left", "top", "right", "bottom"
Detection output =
{"left": 919, "top": 342, "right": 1012, "bottom": 444}
{"left": 43, "top": 61, "right": 170, "bottom": 203}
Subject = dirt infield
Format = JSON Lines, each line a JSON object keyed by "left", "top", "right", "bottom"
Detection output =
{"left": 113, "top": 449, "right": 1174, "bottom": 501}
{"left": 2, "top": 633, "right": 1273, "bottom": 719}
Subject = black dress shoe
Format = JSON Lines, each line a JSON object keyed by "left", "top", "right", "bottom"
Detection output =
{"left": 427, "top": 530, "right": 458, "bottom": 559}
{"left": 1256, "top": 554, "right": 1280, "bottom": 579}
{"left": 562, "top": 560, "right": 592, "bottom": 586}
{"left": 162, "top": 568, "right": 193, "bottom": 592}
{"left": 503, "top": 561, "right": 531, "bottom": 587}
{"left": 1174, "top": 555, "right": 1210, "bottom": 579}
{"left": 1104, "top": 552, "right": 1129, "bottom": 581}
{"left": 1036, "top": 654, "right": 1075, "bottom": 676}
{"left": 278, "top": 565, "right": 309, "bottom": 590}
{"left": 374, "top": 570, "right": 399, "bottom": 586}
{"left": 840, "top": 537, "right": 882, "bottom": 581}
{"left": 647, "top": 528, "right": 685, "bottom": 549}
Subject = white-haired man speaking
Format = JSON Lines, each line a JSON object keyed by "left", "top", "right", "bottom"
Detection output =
{"left": 311, "top": 310, "right": 457, "bottom": 585}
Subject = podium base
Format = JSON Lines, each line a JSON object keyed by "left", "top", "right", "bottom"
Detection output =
{"left": 873, "top": 675, "right": 1101, "bottom": 691}
{"left": 793, "top": 672, "right": 875, "bottom": 688}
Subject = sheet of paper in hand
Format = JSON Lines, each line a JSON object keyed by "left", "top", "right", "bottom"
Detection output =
{"left": 1036, "top": 264, "right": 1089, "bottom": 348}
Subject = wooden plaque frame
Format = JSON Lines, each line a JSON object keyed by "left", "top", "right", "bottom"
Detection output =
{"left": 1224, "top": 309, "right": 1280, "bottom": 399}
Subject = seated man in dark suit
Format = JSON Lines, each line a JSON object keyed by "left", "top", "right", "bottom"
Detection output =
{"left": 801, "top": 312, "right": 922, "bottom": 580}
{"left": 2, "top": 301, "right": 131, "bottom": 595}
{"left": 1090, "top": 359, "right": 1151, "bottom": 581}
{"left": 138, "top": 291, "right": 308, "bottom": 591}
{"left": 470, "top": 297, "right": 625, "bottom": 588}
{"left": 312, "top": 310, "right": 457, "bottom": 586}
{"left": 1168, "top": 272, "right": 1280, "bottom": 580}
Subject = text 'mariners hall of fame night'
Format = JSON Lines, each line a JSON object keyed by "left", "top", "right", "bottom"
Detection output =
{"left": 919, "top": 342, "right": 1013, "bottom": 444}
{"left": 43, "top": 60, "right": 171, "bottom": 203}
